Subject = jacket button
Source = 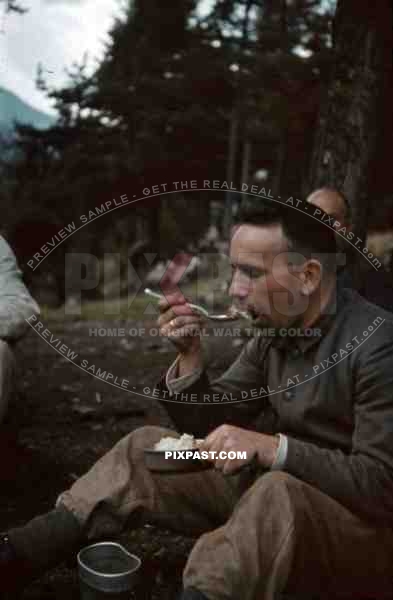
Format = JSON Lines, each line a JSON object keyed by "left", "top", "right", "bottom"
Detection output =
{"left": 285, "top": 389, "right": 295, "bottom": 400}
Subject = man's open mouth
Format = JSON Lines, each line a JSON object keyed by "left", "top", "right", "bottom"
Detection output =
{"left": 247, "top": 307, "right": 261, "bottom": 320}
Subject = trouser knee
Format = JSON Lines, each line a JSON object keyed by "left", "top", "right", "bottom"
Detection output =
{"left": 230, "top": 471, "right": 305, "bottom": 542}
{"left": 245, "top": 471, "right": 303, "bottom": 512}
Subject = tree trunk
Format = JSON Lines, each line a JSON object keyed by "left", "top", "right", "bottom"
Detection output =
{"left": 224, "top": 106, "right": 240, "bottom": 236}
{"left": 241, "top": 139, "right": 252, "bottom": 200}
{"left": 307, "top": 0, "right": 393, "bottom": 245}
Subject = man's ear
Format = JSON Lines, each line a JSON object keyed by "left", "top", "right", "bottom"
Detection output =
{"left": 300, "top": 260, "right": 322, "bottom": 296}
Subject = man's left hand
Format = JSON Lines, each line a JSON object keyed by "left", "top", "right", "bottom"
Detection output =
{"left": 198, "top": 424, "right": 279, "bottom": 475}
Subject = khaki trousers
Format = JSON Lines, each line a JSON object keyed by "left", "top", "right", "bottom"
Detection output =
{"left": 58, "top": 426, "right": 393, "bottom": 600}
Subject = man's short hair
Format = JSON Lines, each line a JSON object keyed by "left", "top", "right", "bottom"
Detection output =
{"left": 235, "top": 199, "right": 338, "bottom": 274}
{"left": 309, "top": 187, "right": 352, "bottom": 223}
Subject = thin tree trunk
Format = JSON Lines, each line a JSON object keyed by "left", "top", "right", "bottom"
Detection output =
{"left": 223, "top": 0, "right": 254, "bottom": 236}
{"left": 241, "top": 139, "right": 252, "bottom": 200}
{"left": 224, "top": 106, "right": 240, "bottom": 235}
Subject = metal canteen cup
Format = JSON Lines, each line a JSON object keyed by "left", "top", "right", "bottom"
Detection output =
{"left": 77, "top": 542, "right": 141, "bottom": 600}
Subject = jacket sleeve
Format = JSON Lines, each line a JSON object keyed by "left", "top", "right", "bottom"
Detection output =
{"left": 0, "top": 236, "right": 40, "bottom": 341}
{"left": 157, "top": 337, "right": 277, "bottom": 438}
{"left": 284, "top": 320, "right": 393, "bottom": 523}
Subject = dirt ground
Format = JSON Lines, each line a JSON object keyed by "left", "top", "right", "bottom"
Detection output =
{"left": 1, "top": 316, "right": 243, "bottom": 599}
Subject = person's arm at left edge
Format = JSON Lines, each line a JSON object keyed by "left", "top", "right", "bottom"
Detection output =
{"left": 0, "top": 236, "right": 40, "bottom": 341}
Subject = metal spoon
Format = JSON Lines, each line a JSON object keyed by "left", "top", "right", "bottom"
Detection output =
{"left": 144, "top": 288, "right": 252, "bottom": 322}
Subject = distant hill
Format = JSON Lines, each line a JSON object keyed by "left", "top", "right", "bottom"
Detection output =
{"left": 0, "top": 86, "right": 55, "bottom": 136}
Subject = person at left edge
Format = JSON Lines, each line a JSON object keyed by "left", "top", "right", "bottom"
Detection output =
{"left": 0, "top": 235, "right": 40, "bottom": 423}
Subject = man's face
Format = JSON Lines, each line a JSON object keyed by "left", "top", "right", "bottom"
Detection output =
{"left": 229, "top": 224, "right": 310, "bottom": 329}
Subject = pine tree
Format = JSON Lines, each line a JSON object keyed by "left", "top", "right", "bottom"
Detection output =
{"left": 3, "top": 0, "right": 336, "bottom": 293}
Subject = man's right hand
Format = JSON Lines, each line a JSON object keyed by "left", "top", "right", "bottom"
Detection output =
{"left": 157, "top": 290, "right": 203, "bottom": 356}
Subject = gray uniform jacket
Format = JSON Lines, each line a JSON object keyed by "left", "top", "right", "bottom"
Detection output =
{"left": 158, "top": 288, "right": 393, "bottom": 525}
{"left": 0, "top": 236, "right": 40, "bottom": 341}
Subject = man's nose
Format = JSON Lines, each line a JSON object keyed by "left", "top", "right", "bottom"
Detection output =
{"left": 228, "top": 272, "right": 251, "bottom": 299}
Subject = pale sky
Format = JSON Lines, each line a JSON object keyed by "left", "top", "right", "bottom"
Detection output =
{"left": 0, "top": 0, "right": 249, "bottom": 117}
{"left": 0, "top": 0, "right": 125, "bottom": 115}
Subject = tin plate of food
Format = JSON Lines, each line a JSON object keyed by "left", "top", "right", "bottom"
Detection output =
{"left": 144, "top": 434, "right": 212, "bottom": 473}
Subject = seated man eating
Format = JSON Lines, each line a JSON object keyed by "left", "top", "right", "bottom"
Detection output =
{"left": 2, "top": 201, "right": 393, "bottom": 600}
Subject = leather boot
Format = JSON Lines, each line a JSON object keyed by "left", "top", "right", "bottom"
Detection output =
{"left": 1, "top": 505, "right": 84, "bottom": 594}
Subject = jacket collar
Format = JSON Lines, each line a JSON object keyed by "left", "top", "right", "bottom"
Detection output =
{"left": 271, "top": 286, "right": 345, "bottom": 355}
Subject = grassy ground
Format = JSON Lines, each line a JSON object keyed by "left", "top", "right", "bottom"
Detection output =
{"left": 1, "top": 295, "right": 243, "bottom": 599}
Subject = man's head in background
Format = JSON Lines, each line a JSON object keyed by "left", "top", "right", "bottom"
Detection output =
{"left": 229, "top": 201, "right": 337, "bottom": 330}
{"left": 306, "top": 188, "right": 352, "bottom": 231}
{"left": 306, "top": 188, "right": 354, "bottom": 275}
